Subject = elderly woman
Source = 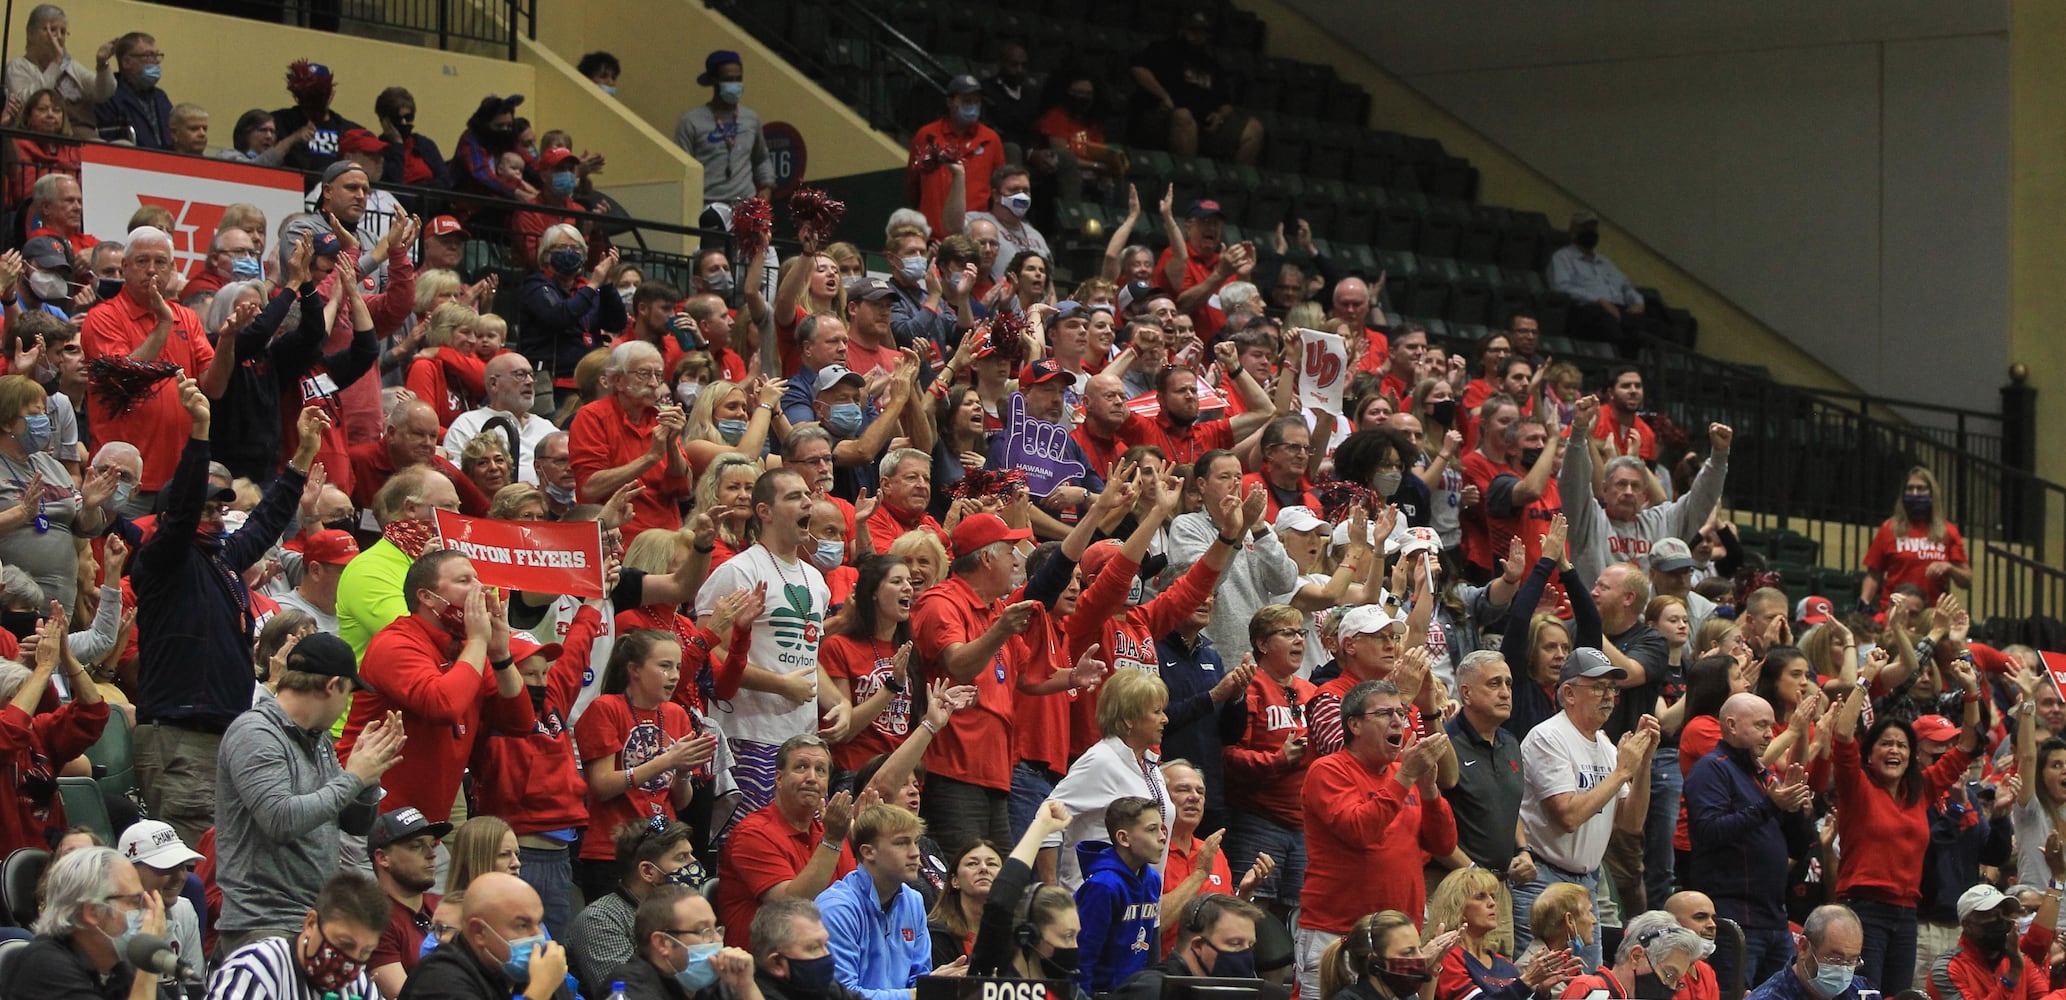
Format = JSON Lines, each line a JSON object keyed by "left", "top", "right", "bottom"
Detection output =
{"left": 486, "top": 482, "right": 549, "bottom": 522}
{"left": 1039, "top": 669, "right": 1175, "bottom": 889}
{"left": 459, "top": 434, "right": 513, "bottom": 498}
{"left": 1555, "top": 910, "right": 1705, "bottom": 999}
{"left": 0, "top": 376, "right": 112, "bottom": 615}
{"left": 1, "top": 617, "right": 109, "bottom": 854}
{"left": 518, "top": 222, "right": 625, "bottom": 409}
{"left": 405, "top": 301, "right": 485, "bottom": 427}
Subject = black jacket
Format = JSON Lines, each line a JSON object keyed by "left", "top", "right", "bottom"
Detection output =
{"left": 398, "top": 939, "right": 575, "bottom": 1000}
{"left": 132, "top": 435, "right": 305, "bottom": 728}
{"left": 1, "top": 933, "right": 137, "bottom": 999}
{"left": 752, "top": 968, "right": 870, "bottom": 1000}
{"left": 1108, "top": 957, "right": 1292, "bottom": 1000}
{"left": 517, "top": 271, "right": 628, "bottom": 384}
{"left": 604, "top": 956, "right": 708, "bottom": 1000}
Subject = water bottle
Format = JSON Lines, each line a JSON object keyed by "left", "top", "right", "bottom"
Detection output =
{"left": 608, "top": 981, "right": 629, "bottom": 1000}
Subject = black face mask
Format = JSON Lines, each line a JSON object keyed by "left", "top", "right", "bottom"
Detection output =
{"left": 483, "top": 124, "right": 516, "bottom": 149}
{"left": 1574, "top": 229, "right": 1600, "bottom": 250}
{"left": 1068, "top": 96, "right": 1094, "bottom": 116}
{"left": 1635, "top": 972, "right": 1672, "bottom": 999}
{"left": 1519, "top": 446, "right": 1545, "bottom": 468}
{"left": 323, "top": 517, "right": 356, "bottom": 534}
{"left": 0, "top": 609, "right": 38, "bottom": 641}
{"left": 1043, "top": 947, "right": 1080, "bottom": 978}
{"left": 1428, "top": 398, "right": 1458, "bottom": 427}
{"left": 1978, "top": 920, "right": 2016, "bottom": 957}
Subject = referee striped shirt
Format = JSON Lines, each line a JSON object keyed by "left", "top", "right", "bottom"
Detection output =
{"left": 205, "top": 935, "right": 384, "bottom": 1000}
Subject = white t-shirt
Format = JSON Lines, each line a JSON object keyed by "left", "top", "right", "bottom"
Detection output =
{"left": 1286, "top": 571, "right": 1330, "bottom": 680}
{"left": 2014, "top": 793, "right": 2063, "bottom": 925}
{"left": 694, "top": 545, "right": 829, "bottom": 750}
{"left": 1519, "top": 711, "right": 1628, "bottom": 875}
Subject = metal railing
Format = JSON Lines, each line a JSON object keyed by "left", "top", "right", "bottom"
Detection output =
{"left": 706, "top": 0, "right": 952, "bottom": 139}
{"left": 140, "top": 0, "right": 535, "bottom": 60}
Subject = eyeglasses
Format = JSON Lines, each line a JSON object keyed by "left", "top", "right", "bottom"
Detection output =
{"left": 668, "top": 926, "right": 725, "bottom": 942}
{"left": 103, "top": 892, "right": 147, "bottom": 909}
{"left": 1270, "top": 442, "right": 1312, "bottom": 454}
{"left": 1348, "top": 707, "right": 1412, "bottom": 723}
{"left": 1568, "top": 681, "right": 1619, "bottom": 695}
{"left": 1266, "top": 628, "right": 1302, "bottom": 640}
{"left": 1813, "top": 952, "right": 1864, "bottom": 969}
{"left": 626, "top": 368, "right": 667, "bottom": 382}
{"left": 128, "top": 50, "right": 164, "bottom": 62}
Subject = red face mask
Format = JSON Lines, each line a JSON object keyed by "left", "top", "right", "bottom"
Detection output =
{"left": 301, "top": 928, "right": 366, "bottom": 993}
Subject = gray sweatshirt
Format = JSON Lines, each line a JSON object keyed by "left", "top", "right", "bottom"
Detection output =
{"left": 1164, "top": 511, "right": 1302, "bottom": 658}
{"left": 215, "top": 691, "right": 380, "bottom": 934}
{"left": 674, "top": 103, "right": 775, "bottom": 204}
{"left": 1561, "top": 438, "right": 1729, "bottom": 585}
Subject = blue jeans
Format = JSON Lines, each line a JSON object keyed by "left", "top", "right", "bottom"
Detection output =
{"left": 1223, "top": 811, "right": 1308, "bottom": 907}
{"left": 520, "top": 846, "right": 574, "bottom": 939}
{"left": 1509, "top": 863, "right": 1603, "bottom": 972}
{"left": 1847, "top": 897, "right": 1918, "bottom": 993}
{"left": 1713, "top": 923, "right": 1793, "bottom": 995}
{"left": 1008, "top": 762, "right": 1060, "bottom": 843}
{"left": 1645, "top": 748, "right": 1681, "bottom": 907}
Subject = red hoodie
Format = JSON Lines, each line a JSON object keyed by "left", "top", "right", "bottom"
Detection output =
{"left": 0, "top": 699, "right": 107, "bottom": 855}
{"left": 471, "top": 604, "right": 605, "bottom": 835}
{"left": 1223, "top": 671, "right": 1316, "bottom": 828}
{"left": 339, "top": 614, "right": 538, "bottom": 823}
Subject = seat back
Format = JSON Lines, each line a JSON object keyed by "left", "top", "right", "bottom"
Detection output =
{"left": 56, "top": 777, "right": 111, "bottom": 843}
{"left": 83, "top": 708, "right": 134, "bottom": 800}
{"left": 1, "top": 849, "right": 50, "bottom": 928}
{"left": 1715, "top": 917, "right": 1747, "bottom": 1000}
{"left": 0, "top": 936, "right": 27, "bottom": 982}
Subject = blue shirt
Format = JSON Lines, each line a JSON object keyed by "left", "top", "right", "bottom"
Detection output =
{"left": 1745, "top": 966, "right": 1876, "bottom": 1000}
{"left": 1157, "top": 630, "right": 1246, "bottom": 814}
{"left": 1547, "top": 244, "right": 1640, "bottom": 308}
{"left": 816, "top": 867, "right": 931, "bottom": 1000}
{"left": 782, "top": 367, "right": 821, "bottom": 426}
{"left": 1685, "top": 741, "right": 1810, "bottom": 931}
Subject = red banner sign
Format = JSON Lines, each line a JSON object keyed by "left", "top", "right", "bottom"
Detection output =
{"left": 434, "top": 511, "right": 606, "bottom": 598}
{"left": 2045, "top": 651, "right": 2066, "bottom": 702}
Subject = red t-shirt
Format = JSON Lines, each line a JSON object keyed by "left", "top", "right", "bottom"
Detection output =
{"left": 1300, "top": 749, "right": 1457, "bottom": 933}
{"left": 1592, "top": 406, "right": 1656, "bottom": 462}
{"left": 1459, "top": 451, "right": 1512, "bottom": 573}
{"left": 819, "top": 633, "right": 910, "bottom": 772}
{"left": 912, "top": 575, "right": 1021, "bottom": 791}
{"left": 1153, "top": 245, "right": 1230, "bottom": 330}
{"left": 715, "top": 804, "right": 854, "bottom": 949}
{"left": 1486, "top": 471, "right": 1563, "bottom": 606}
{"left": 1863, "top": 519, "right": 1967, "bottom": 605}
{"left": 567, "top": 395, "right": 693, "bottom": 544}
{"left": 1240, "top": 471, "right": 1320, "bottom": 525}
{"left": 370, "top": 893, "right": 438, "bottom": 978}
{"left": 1133, "top": 411, "right": 1235, "bottom": 469}
{"left": 1012, "top": 617, "right": 1077, "bottom": 775}
{"left": 867, "top": 504, "right": 947, "bottom": 556}
{"left": 1035, "top": 108, "right": 1105, "bottom": 151}
{"left": 80, "top": 294, "right": 215, "bottom": 491}
{"left": 574, "top": 693, "right": 698, "bottom": 859}
{"left": 906, "top": 119, "right": 1005, "bottom": 236}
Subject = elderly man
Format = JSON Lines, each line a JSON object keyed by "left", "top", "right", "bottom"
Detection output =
{"left": 12, "top": 846, "right": 164, "bottom": 997}
{"left": 168, "top": 101, "right": 208, "bottom": 155}
{"left": 867, "top": 448, "right": 946, "bottom": 554}
{"left": 716, "top": 736, "right": 858, "bottom": 949}
{"left": 400, "top": 872, "right": 569, "bottom": 1000}
{"left": 176, "top": 227, "right": 259, "bottom": 305}
{"left": 1509, "top": 647, "right": 1660, "bottom": 969}
{"left": 276, "top": 529, "right": 357, "bottom": 634}
{"left": 1241, "top": 416, "right": 1321, "bottom": 524}
{"left": 607, "top": 884, "right": 760, "bottom": 1000}
{"left": 348, "top": 398, "right": 490, "bottom": 516}
{"left": 1564, "top": 395, "right": 1731, "bottom": 581}
{"left": 443, "top": 354, "right": 553, "bottom": 485}
{"left": 422, "top": 215, "right": 468, "bottom": 272}
{"left": 534, "top": 431, "right": 576, "bottom": 515}
{"left": 1439, "top": 650, "right": 1535, "bottom": 882}
{"left": 1746, "top": 905, "right": 1872, "bottom": 1000}
{"left": 779, "top": 314, "right": 852, "bottom": 426}
{"left": 4, "top": 5, "right": 115, "bottom": 135}
{"left": 1666, "top": 891, "right": 1724, "bottom": 1000}
{"left": 93, "top": 31, "right": 171, "bottom": 148}
{"left": 567, "top": 340, "right": 693, "bottom": 542}
{"left": 1686, "top": 693, "right": 1812, "bottom": 988}
{"left": 282, "top": 175, "right": 420, "bottom": 444}
{"left": 338, "top": 550, "right": 538, "bottom": 828}
{"left": 132, "top": 383, "right": 320, "bottom": 846}
{"left": 80, "top": 229, "right": 225, "bottom": 504}
{"left": 1331, "top": 275, "right": 1387, "bottom": 371}
{"left": 1591, "top": 557, "right": 1674, "bottom": 911}
{"left": 1296, "top": 679, "right": 1456, "bottom": 1000}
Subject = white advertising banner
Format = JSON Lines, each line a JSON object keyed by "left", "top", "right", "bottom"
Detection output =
{"left": 78, "top": 145, "right": 306, "bottom": 281}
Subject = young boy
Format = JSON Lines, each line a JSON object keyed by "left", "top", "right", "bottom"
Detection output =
{"left": 1074, "top": 796, "right": 1167, "bottom": 993}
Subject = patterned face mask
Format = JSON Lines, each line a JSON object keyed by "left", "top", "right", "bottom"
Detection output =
{"left": 301, "top": 927, "right": 368, "bottom": 993}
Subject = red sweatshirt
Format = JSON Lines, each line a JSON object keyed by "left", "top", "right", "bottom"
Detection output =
{"left": 1063, "top": 550, "right": 1223, "bottom": 691}
{"left": 1675, "top": 715, "right": 1722, "bottom": 852}
{"left": 339, "top": 614, "right": 538, "bottom": 823}
{"left": 470, "top": 604, "right": 604, "bottom": 835}
{"left": 1832, "top": 733, "right": 1970, "bottom": 906}
{"left": 0, "top": 699, "right": 108, "bottom": 855}
{"left": 1299, "top": 748, "right": 1456, "bottom": 933}
{"left": 1224, "top": 671, "right": 1317, "bottom": 828}
{"left": 1013, "top": 615, "right": 1078, "bottom": 776}
{"left": 1928, "top": 935, "right": 2043, "bottom": 1000}
{"left": 613, "top": 606, "right": 751, "bottom": 716}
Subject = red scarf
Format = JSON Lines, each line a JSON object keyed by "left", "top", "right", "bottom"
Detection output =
{"left": 383, "top": 518, "right": 439, "bottom": 560}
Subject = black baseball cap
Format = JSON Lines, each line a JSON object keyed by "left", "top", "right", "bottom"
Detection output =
{"left": 283, "top": 633, "right": 365, "bottom": 690}
{"left": 367, "top": 806, "right": 453, "bottom": 852}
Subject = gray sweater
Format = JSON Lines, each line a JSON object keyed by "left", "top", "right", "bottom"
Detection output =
{"left": 1164, "top": 511, "right": 1301, "bottom": 658}
{"left": 215, "top": 691, "right": 380, "bottom": 934}
{"left": 1561, "top": 439, "right": 1729, "bottom": 585}
{"left": 674, "top": 103, "right": 775, "bottom": 204}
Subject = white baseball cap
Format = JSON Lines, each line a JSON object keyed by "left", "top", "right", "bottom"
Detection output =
{"left": 1275, "top": 505, "right": 1325, "bottom": 534}
{"left": 119, "top": 820, "right": 203, "bottom": 871}
{"left": 1338, "top": 603, "right": 1406, "bottom": 639}
{"left": 1386, "top": 525, "right": 1441, "bottom": 560}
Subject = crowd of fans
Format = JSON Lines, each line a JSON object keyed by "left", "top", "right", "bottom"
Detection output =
{"left": 0, "top": 7, "right": 2042, "bottom": 1000}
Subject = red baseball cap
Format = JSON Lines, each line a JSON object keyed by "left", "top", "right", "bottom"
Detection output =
{"left": 1078, "top": 538, "right": 1128, "bottom": 581}
{"left": 1912, "top": 714, "right": 1959, "bottom": 743}
{"left": 1795, "top": 595, "right": 1833, "bottom": 625}
{"left": 509, "top": 633, "right": 565, "bottom": 665}
{"left": 951, "top": 512, "right": 1030, "bottom": 558}
{"left": 426, "top": 215, "right": 466, "bottom": 238}
{"left": 537, "top": 147, "right": 579, "bottom": 171}
{"left": 337, "top": 127, "right": 387, "bottom": 156}
{"left": 302, "top": 529, "right": 360, "bottom": 566}
{"left": 1018, "top": 359, "right": 1067, "bottom": 387}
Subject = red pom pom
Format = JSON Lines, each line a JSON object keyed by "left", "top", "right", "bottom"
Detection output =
{"left": 731, "top": 197, "right": 773, "bottom": 260}
{"left": 947, "top": 466, "right": 1028, "bottom": 502}
{"left": 1314, "top": 479, "right": 1380, "bottom": 525}
{"left": 788, "top": 187, "right": 847, "bottom": 250}
{"left": 86, "top": 356, "right": 184, "bottom": 417}
{"left": 988, "top": 312, "right": 1031, "bottom": 369}
{"left": 915, "top": 135, "right": 965, "bottom": 171}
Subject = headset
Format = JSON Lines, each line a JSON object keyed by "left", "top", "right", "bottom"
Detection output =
{"left": 1015, "top": 882, "right": 1055, "bottom": 952}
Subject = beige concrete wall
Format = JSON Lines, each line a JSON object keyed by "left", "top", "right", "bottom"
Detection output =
{"left": 2009, "top": 0, "right": 2066, "bottom": 495}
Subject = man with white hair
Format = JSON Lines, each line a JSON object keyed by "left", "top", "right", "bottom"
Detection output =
{"left": 1748, "top": 904, "right": 1871, "bottom": 1000}
{"left": 25, "top": 174, "right": 96, "bottom": 255}
{"left": 867, "top": 447, "right": 946, "bottom": 553}
{"left": 567, "top": 340, "right": 692, "bottom": 543}
{"left": 1562, "top": 394, "right": 1731, "bottom": 582}
{"left": 442, "top": 353, "right": 554, "bottom": 485}
{"left": 346, "top": 398, "right": 490, "bottom": 516}
{"left": 11, "top": 846, "right": 165, "bottom": 996}
{"left": 79, "top": 227, "right": 228, "bottom": 509}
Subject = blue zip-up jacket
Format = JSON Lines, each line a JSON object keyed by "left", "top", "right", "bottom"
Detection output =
{"left": 816, "top": 866, "right": 931, "bottom": 1000}
{"left": 1685, "top": 740, "right": 1810, "bottom": 931}
{"left": 1074, "top": 840, "right": 1163, "bottom": 994}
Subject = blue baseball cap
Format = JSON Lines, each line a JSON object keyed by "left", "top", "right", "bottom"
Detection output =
{"left": 698, "top": 50, "right": 742, "bottom": 86}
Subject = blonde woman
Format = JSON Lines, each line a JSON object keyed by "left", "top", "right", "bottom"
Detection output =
{"left": 1427, "top": 867, "right": 1577, "bottom": 1000}
{"left": 1861, "top": 466, "right": 1969, "bottom": 608}
{"left": 404, "top": 301, "right": 484, "bottom": 426}
{"left": 773, "top": 251, "right": 846, "bottom": 373}
{"left": 888, "top": 529, "right": 949, "bottom": 593}
{"left": 680, "top": 376, "right": 786, "bottom": 473}
{"left": 689, "top": 453, "right": 760, "bottom": 568}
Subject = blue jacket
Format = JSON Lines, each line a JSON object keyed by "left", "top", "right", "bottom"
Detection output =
{"left": 516, "top": 271, "right": 627, "bottom": 382}
{"left": 1157, "top": 630, "right": 1247, "bottom": 814}
{"left": 95, "top": 81, "right": 171, "bottom": 148}
{"left": 1074, "top": 841, "right": 1162, "bottom": 994}
{"left": 1746, "top": 966, "right": 1873, "bottom": 1000}
{"left": 1684, "top": 741, "right": 1809, "bottom": 931}
{"left": 1920, "top": 782, "right": 2012, "bottom": 923}
{"left": 816, "top": 866, "right": 931, "bottom": 1000}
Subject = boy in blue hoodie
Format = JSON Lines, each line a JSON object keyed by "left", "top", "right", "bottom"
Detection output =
{"left": 1075, "top": 795, "right": 1167, "bottom": 993}
{"left": 818, "top": 803, "right": 941, "bottom": 999}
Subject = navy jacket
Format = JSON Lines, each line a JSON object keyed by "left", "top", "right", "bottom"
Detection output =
{"left": 517, "top": 271, "right": 627, "bottom": 383}
{"left": 1685, "top": 740, "right": 1811, "bottom": 930}
{"left": 1074, "top": 841, "right": 1161, "bottom": 994}
{"left": 1157, "top": 629, "right": 1247, "bottom": 815}
{"left": 95, "top": 81, "right": 171, "bottom": 148}
{"left": 1919, "top": 781, "right": 2013, "bottom": 923}
{"left": 1498, "top": 558, "right": 1601, "bottom": 741}
{"left": 133, "top": 436, "right": 306, "bottom": 728}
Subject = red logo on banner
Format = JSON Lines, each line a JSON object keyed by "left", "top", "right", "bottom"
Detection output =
{"left": 434, "top": 510, "right": 607, "bottom": 598}
{"left": 136, "top": 196, "right": 229, "bottom": 280}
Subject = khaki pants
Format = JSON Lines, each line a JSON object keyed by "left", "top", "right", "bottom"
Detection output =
{"left": 134, "top": 723, "right": 221, "bottom": 848}
{"left": 1915, "top": 921, "right": 1962, "bottom": 990}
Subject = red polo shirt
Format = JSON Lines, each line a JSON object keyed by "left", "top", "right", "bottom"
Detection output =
{"left": 566, "top": 394, "right": 692, "bottom": 543}
{"left": 344, "top": 441, "right": 491, "bottom": 516}
{"left": 80, "top": 293, "right": 215, "bottom": 491}
{"left": 867, "top": 502, "right": 947, "bottom": 555}
{"left": 1592, "top": 405, "right": 1656, "bottom": 462}
{"left": 1122, "top": 410, "right": 1235, "bottom": 469}
{"left": 716, "top": 802, "right": 855, "bottom": 949}
{"left": 911, "top": 574, "right": 1021, "bottom": 791}
{"left": 1160, "top": 832, "right": 1235, "bottom": 951}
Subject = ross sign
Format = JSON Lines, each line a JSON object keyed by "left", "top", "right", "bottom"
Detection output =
{"left": 763, "top": 122, "right": 808, "bottom": 200}
{"left": 434, "top": 510, "right": 606, "bottom": 598}
{"left": 77, "top": 144, "right": 306, "bottom": 282}
{"left": 1296, "top": 327, "right": 1348, "bottom": 415}
{"left": 1002, "top": 391, "right": 1086, "bottom": 498}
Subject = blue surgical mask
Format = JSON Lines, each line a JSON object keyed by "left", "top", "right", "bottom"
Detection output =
{"left": 955, "top": 103, "right": 981, "bottom": 125}
{"left": 810, "top": 538, "right": 844, "bottom": 571}
{"left": 419, "top": 930, "right": 441, "bottom": 960}
{"left": 95, "top": 277, "right": 124, "bottom": 301}
{"left": 672, "top": 940, "right": 724, "bottom": 991}
{"left": 18, "top": 413, "right": 51, "bottom": 453}
{"left": 108, "top": 481, "right": 133, "bottom": 511}
{"left": 826, "top": 402, "right": 864, "bottom": 438}
{"left": 784, "top": 952, "right": 838, "bottom": 994}
{"left": 103, "top": 906, "right": 144, "bottom": 957}
{"left": 549, "top": 171, "right": 578, "bottom": 197}
{"left": 544, "top": 482, "right": 575, "bottom": 505}
{"left": 1810, "top": 962, "right": 1853, "bottom": 998}
{"left": 897, "top": 255, "right": 927, "bottom": 284}
{"left": 139, "top": 64, "right": 162, "bottom": 88}
{"left": 547, "top": 246, "right": 583, "bottom": 276}
{"left": 1002, "top": 192, "right": 1032, "bottom": 217}
{"left": 1902, "top": 494, "right": 1933, "bottom": 517}
{"left": 716, "top": 418, "right": 749, "bottom": 445}
{"left": 491, "top": 924, "right": 553, "bottom": 984}
{"left": 600, "top": 84, "right": 618, "bottom": 96}
{"left": 230, "top": 256, "right": 262, "bottom": 280}
{"left": 717, "top": 82, "right": 744, "bottom": 105}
